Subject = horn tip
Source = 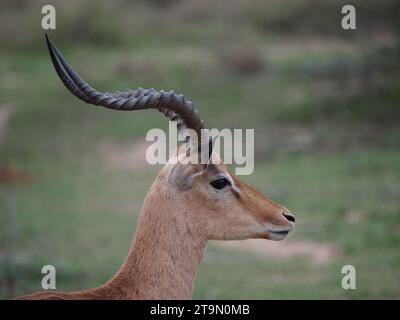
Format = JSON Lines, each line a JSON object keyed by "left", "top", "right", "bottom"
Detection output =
{"left": 44, "top": 33, "right": 54, "bottom": 50}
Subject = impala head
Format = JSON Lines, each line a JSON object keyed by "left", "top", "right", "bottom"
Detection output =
{"left": 46, "top": 35, "right": 295, "bottom": 242}
{"left": 158, "top": 146, "right": 295, "bottom": 241}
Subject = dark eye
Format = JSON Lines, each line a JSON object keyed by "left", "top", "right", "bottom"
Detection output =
{"left": 210, "top": 177, "right": 231, "bottom": 190}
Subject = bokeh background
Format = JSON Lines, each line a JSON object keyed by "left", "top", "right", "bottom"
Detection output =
{"left": 0, "top": 0, "right": 399, "bottom": 299}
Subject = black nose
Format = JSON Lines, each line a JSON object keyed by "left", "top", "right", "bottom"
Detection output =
{"left": 282, "top": 212, "right": 295, "bottom": 223}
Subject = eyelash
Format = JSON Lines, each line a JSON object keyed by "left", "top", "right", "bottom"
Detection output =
{"left": 209, "top": 177, "right": 231, "bottom": 190}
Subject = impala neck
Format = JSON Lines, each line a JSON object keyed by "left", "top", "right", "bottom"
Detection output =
{"left": 103, "top": 176, "right": 207, "bottom": 299}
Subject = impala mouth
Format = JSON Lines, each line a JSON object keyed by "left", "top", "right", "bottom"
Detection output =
{"left": 267, "top": 227, "right": 293, "bottom": 241}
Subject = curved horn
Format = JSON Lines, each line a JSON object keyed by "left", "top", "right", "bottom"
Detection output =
{"left": 45, "top": 34, "right": 204, "bottom": 140}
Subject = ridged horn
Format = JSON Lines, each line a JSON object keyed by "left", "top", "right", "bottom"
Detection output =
{"left": 45, "top": 34, "right": 204, "bottom": 141}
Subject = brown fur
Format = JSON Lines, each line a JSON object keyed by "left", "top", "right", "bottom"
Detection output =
{"left": 17, "top": 149, "right": 294, "bottom": 300}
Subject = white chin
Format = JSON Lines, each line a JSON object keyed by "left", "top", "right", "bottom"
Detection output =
{"left": 269, "top": 231, "right": 289, "bottom": 241}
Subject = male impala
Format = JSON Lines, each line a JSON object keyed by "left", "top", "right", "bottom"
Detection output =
{"left": 17, "top": 35, "right": 295, "bottom": 300}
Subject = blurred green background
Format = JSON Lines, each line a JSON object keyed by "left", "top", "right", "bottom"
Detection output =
{"left": 0, "top": 0, "right": 399, "bottom": 299}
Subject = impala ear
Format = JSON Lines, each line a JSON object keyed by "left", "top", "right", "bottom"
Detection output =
{"left": 185, "top": 135, "right": 218, "bottom": 167}
{"left": 168, "top": 162, "right": 203, "bottom": 190}
{"left": 168, "top": 135, "right": 218, "bottom": 189}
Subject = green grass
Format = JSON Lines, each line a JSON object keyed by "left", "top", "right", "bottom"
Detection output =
{"left": 1, "top": 0, "right": 400, "bottom": 299}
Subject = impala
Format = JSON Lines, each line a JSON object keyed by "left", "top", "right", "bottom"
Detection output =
{"left": 17, "top": 35, "right": 295, "bottom": 300}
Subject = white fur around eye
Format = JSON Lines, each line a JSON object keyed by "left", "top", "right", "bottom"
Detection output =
{"left": 225, "top": 173, "right": 240, "bottom": 194}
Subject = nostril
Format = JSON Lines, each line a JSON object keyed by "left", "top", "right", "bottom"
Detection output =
{"left": 283, "top": 212, "right": 295, "bottom": 223}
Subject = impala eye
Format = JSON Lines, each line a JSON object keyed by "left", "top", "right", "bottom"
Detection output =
{"left": 210, "top": 177, "right": 231, "bottom": 190}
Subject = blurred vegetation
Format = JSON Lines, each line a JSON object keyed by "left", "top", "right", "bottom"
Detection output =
{"left": 0, "top": 0, "right": 399, "bottom": 299}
